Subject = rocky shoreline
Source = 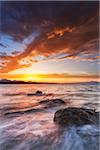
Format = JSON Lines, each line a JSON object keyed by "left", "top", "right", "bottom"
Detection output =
{"left": 0, "top": 87, "right": 99, "bottom": 150}
{"left": 54, "top": 107, "right": 99, "bottom": 126}
{"left": 2, "top": 91, "right": 99, "bottom": 127}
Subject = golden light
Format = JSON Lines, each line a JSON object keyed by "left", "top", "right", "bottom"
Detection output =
{"left": 22, "top": 74, "right": 39, "bottom": 81}
{"left": 0, "top": 73, "right": 99, "bottom": 83}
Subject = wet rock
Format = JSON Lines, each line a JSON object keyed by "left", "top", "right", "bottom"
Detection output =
{"left": 36, "top": 90, "right": 43, "bottom": 95}
{"left": 39, "top": 99, "right": 65, "bottom": 108}
{"left": 54, "top": 107, "right": 99, "bottom": 126}
{"left": 27, "top": 90, "right": 43, "bottom": 96}
{"left": 4, "top": 108, "right": 43, "bottom": 117}
{"left": 27, "top": 93, "right": 35, "bottom": 96}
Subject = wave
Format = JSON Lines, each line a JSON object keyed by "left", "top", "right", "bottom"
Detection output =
{"left": 0, "top": 124, "right": 98, "bottom": 150}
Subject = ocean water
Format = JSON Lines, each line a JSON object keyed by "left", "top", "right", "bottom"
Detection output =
{"left": 0, "top": 83, "right": 99, "bottom": 150}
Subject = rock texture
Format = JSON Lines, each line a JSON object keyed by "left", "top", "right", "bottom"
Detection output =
{"left": 35, "top": 91, "right": 43, "bottom": 95}
{"left": 39, "top": 99, "right": 65, "bottom": 108}
{"left": 54, "top": 107, "right": 99, "bottom": 126}
{"left": 27, "top": 90, "right": 43, "bottom": 96}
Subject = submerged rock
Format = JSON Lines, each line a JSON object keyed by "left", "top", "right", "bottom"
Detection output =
{"left": 35, "top": 90, "right": 43, "bottom": 95}
{"left": 4, "top": 108, "right": 43, "bottom": 117}
{"left": 27, "top": 90, "right": 43, "bottom": 96}
{"left": 54, "top": 107, "right": 99, "bottom": 126}
{"left": 39, "top": 99, "right": 65, "bottom": 108}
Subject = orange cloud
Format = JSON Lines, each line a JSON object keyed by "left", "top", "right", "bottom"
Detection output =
{"left": 47, "top": 27, "right": 75, "bottom": 39}
{"left": 0, "top": 1, "right": 99, "bottom": 73}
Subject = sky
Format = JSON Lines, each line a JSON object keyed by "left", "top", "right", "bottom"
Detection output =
{"left": 0, "top": 1, "right": 99, "bottom": 83}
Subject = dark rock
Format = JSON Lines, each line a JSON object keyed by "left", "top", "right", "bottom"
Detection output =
{"left": 27, "top": 90, "right": 43, "bottom": 96}
{"left": 54, "top": 107, "right": 99, "bottom": 126}
{"left": 27, "top": 93, "right": 35, "bottom": 96}
{"left": 4, "top": 108, "right": 43, "bottom": 117}
{"left": 35, "top": 90, "right": 43, "bottom": 95}
{"left": 39, "top": 99, "right": 65, "bottom": 108}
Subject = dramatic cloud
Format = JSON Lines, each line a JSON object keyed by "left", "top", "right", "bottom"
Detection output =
{"left": 0, "top": 1, "right": 99, "bottom": 73}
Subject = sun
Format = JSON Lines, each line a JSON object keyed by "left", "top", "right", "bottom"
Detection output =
{"left": 23, "top": 74, "right": 39, "bottom": 82}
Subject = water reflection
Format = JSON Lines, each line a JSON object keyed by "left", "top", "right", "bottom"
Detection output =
{"left": 0, "top": 83, "right": 99, "bottom": 150}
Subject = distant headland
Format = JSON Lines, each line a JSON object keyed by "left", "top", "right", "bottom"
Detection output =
{"left": 0, "top": 79, "right": 99, "bottom": 85}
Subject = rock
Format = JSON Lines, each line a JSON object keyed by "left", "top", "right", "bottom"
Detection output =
{"left": 27, "top": 93, "right": 35, "bottom": 96}
{"left": 39, "top": 99, "right": 65, "bottom": 108}
{"left": 4, "top": 108, "right": 42, "bottom": 117}
{"left": 35, "top": 90, "right": 43, "bottom": 95}
{"left": 54, "top": 107, "right": 99, "bottom": 126}
{"left": 27, "top": 90, "right": 43, "bottom": 96}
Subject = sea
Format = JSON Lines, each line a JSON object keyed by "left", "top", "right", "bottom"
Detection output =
{"left": 0, "top": 82, "right": 99, "bottom": 150}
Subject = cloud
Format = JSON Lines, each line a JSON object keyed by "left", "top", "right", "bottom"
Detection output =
{"left": 0, "top": 1, "right": 99, "bottom": 73}
{"left": 11, "top": 51, "right": 20, "bottom": 55}
{"left": 47, "top": 27, "right": 75, "bottom": 39}
{"left": 0, "top": 43, "right": 7, "bottom": 48}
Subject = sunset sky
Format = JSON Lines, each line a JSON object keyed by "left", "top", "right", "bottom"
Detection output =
{"left": 0, "top": 1, "right": 99, "bottom": 83}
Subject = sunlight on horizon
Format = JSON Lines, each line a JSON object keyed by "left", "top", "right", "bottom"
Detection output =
{"left": 0, "top": 73, "right": 99, "bottom": 83}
